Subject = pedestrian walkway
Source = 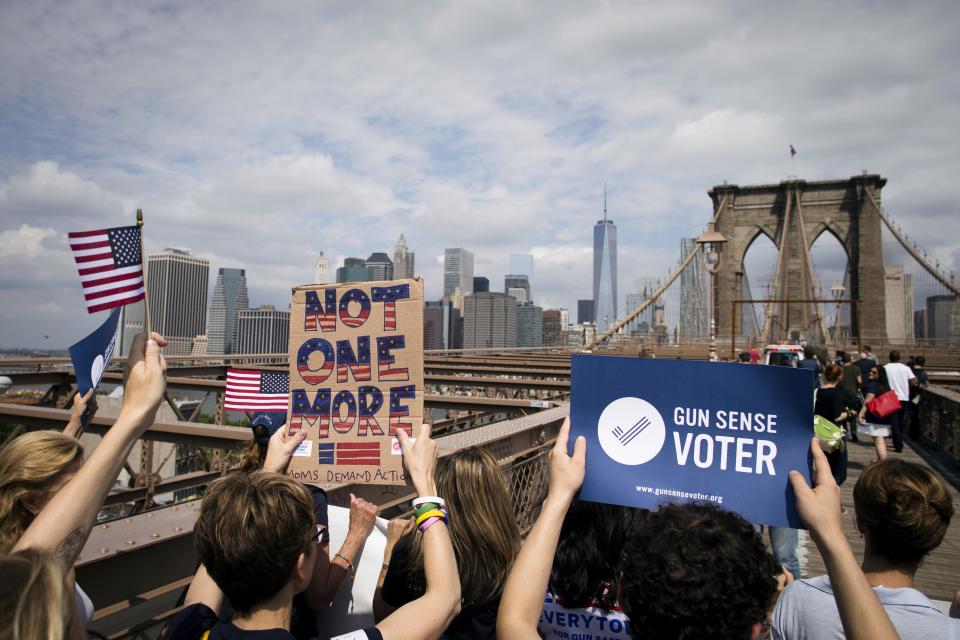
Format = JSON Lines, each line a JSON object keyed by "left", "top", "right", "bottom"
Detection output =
{"left": 800, "top": 436, "right": 960, "bottom": 602}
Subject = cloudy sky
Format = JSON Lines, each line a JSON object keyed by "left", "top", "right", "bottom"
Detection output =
{"left": 1, "top": 0, "right": 958, "bottom": 348}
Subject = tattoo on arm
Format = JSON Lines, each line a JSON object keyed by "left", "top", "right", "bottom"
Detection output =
{"left": 56, "top": 527, "right": 88, "bottom": 566}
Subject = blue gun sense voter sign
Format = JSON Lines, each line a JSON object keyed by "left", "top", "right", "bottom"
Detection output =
{"left": 571, "top": 355, "right": 814, "bottom": 528}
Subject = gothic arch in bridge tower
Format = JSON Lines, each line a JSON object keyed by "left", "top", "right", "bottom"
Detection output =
{"left": 708, "top": 174, "right": 888, "bottom": 345}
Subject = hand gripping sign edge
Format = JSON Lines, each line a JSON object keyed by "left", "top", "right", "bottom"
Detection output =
{"left": 597, "top": 397, "right": 666, "bottom": 465}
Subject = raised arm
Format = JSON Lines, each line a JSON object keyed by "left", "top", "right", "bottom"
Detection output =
{"left": 13, "top": 333, "right": 167, "bottom": 567}
{"left": 376, "top": 424, "right": 462, "bottom": 640}
{"left": 63, "top": 389, "right": 97, "bottom": 440}
{"left": 497, "top": 417, "right": 586, "bottom": 640}
{"left": 788, "top": 438, "right": 900, "bottom": 640}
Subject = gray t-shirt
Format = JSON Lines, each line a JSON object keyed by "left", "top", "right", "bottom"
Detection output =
{"left": 772, "top": 575, "right": 958, "bottom": 639}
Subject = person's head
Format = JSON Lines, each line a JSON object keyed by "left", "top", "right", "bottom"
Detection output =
{"left": 863, "top": 345, "right": 873, "bottom": 355}
{"left": 738, "top": 352, "right": 751, "bottom": 363}
{"left": 620, "top": 503, "right": 779, "bottom": 640}
{"left": 194, "top": 471, "right": 318, "bottom": 614}
{"left": 915, "top": 355, "right": 926, "bottom": 367}
{"left": 0, "top": 431, "right": 84, "bottom": 553}
{"left": 0, "top": 550, "right": 72, "bottom": 640}
{"left": 551, "top": 501, "right": 646, "bottom": 610}
{"left": 854, "top": 459, "right": 953, "bottom": 566}
{"left": 802, "top": 345, "right": 815, "bottom": 359}
{"left": 889, "top": 350, "right": 901, "bottom": 363}
{"left": 841, "top": 352, "right": 852, "bottom": 364}
{"left": 823, "top": 364, "right": 843, "bottom": 384}
{"left": 868, "top": 364, "right": 890, "bottom": 391}
{"left": 408, "top": 446, "right": 520, "bottom": 608}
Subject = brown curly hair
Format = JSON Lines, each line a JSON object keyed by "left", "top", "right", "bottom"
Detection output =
{"left": 619, "top": 503, "right": 779, "bottom": 639}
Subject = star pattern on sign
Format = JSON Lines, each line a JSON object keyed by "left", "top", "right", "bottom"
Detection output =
{"left": 107, "top": 226, "right": 142, "bottom": 267}
{"left": 259, "top": 372, "right": 289, "bottom": 394}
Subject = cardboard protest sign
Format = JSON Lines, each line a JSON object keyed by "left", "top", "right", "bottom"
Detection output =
{"left": 69, "top": 307, "right": 121, "bottom": 395}
{"left": 286, "top": 278, "right": 424, "bottom": 485}
{"left": 571, "top": 355, "right": 813, "bottom": 528}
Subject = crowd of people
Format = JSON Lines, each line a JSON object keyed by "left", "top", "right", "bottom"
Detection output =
{"left": 0, "top": 333, "right": 957, "bottom": 639}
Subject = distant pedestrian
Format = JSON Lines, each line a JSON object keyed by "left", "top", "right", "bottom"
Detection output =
{"left": 856, "top": 346, "right": 877, "bottom": 388}
{"left": 798, "top": 345, "right": 822, "bottom": 390}
{"left": 884, "top": 351, "right": 916, "bottom": 454}
{"left": 908, "top": 356, "right": 929, "bottom": 439}
{"left": 839, "top": 352, "right": 862, "bottom": 442}
{"left": 858, "top": 365, "right": 893, "bottom": 461}
{"left": 749, "top": 344, "right": 761, "bottom": 364}
{"left": 738, "top": 352, "right": 751, "bottom": 363}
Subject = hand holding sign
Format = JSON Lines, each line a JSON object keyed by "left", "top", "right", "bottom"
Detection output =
{"left": 263, "top": 426, "right": 307, "bottom": 474}
{"left": 63, "top": 389, "right": 97, "bottom": 439}
{"left": 120, "top": 332, "right": 168, "bottom": 426}
{"left": 547, "top": 417, "right": 586, "bottom": 507}
{"left": 788, "top": 437, "right": 843, "bottom": 544}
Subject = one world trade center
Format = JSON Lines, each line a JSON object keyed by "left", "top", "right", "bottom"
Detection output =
{"left": 593, "top": 189, "right": 618, "bottom": 334}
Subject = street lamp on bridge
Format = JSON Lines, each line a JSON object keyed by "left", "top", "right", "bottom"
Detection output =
{"left": 697, "top": 222, "right": 728, "bottom": 361}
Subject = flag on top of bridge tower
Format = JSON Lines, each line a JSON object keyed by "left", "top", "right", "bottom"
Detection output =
{"left": 68, "top": 224, "right": 146, "bottom": 313}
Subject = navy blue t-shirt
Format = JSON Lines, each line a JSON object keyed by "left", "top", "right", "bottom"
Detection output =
{"left": 166, "top": 603, "right": 382, "bottom": 640}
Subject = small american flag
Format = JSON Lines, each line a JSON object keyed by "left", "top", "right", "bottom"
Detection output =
{"left": 68, "top": 225, "right": 145, "bottom": 313}
{"left": 225, "top": 369, "right": 290, "bottom": 412}
{"left": 317, "top": 442, "right": 380, "bottom": 466}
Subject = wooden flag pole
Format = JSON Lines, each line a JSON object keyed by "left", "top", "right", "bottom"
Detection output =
{"left": 137, "top": 209, "right": 153, "bottom": 340}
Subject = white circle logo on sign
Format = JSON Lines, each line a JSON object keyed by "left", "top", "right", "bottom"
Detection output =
{"left": 90, "top": 355, "right": 105, "bottom": 387}
{"left": 597, "top": 397, "right": 666, "bottom": 465}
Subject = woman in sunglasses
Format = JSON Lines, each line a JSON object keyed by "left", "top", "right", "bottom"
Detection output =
{"left": 858, "top": 366, "right": 893, "bottom": 461}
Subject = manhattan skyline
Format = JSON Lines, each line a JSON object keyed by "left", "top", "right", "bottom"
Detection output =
{"left": 1, "top": 1, "right": 959, "bottom": 347}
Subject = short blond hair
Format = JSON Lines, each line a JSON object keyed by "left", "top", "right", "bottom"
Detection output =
{"left": 0, "top": 431, "right": 83, "bottom": 553}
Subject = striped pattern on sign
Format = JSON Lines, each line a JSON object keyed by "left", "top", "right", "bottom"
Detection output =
{"left": 317, "top": 442, "right": 380, "bottom": 466}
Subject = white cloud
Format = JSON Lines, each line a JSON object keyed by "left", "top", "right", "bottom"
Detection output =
{"left": 0, "top": 224, "right": 57, "bottom": 259}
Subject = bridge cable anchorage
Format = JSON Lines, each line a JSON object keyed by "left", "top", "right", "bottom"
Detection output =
{"left": 588, "top": 240, "right": 703, "bottom": 348}
{"left": 867, "top": 191, "right": 960, "bottom": 298}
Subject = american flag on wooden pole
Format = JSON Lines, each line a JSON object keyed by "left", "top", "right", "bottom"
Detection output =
{"left": 68, "top": 224, "right": 146, "bottom": 314}
{"left": 225, "top": 369, "right": 290, "bottom": 412}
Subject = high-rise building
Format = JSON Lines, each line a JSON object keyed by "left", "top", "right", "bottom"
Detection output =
{"left": 679, "top": 237, "right": 708, "bottom": 337}
{"left": 472, "top": 277, "right": 489, "bottom": 293}
{"left": 207, "top": 268, "right": 249, "bottom": 356}
{"left": 393, "top": 234, "right": 415, "bottom": 279}
{"left": 508, "top": 254, "right": 534, "bottom": 279}
{"left": 593, "top": 190, "right": 618, "bottom": 333}
{"left": 336, "top": 257, "right": 372, "bottom": 283}
{"left": 443, "top": 248, "right": 474, "bottom": 297}
{"left": 147, "top": 249, "right": 210, "bottom": 355}
{"left": 504, "top": 274, "right": 531, "bottom": 303}
{"left": 577, "top": 299, "right": 595, "bottom": 325}
{"left": 462, "top": 292, "right": 517, "bottom": 349}
{"left": 558, "top": 308, "right": 569, "bottom": 330}
{"left": 365, "top": 253, "right": 394, "bottom": 281}
{"left": 516, "top": 304, "right": 544, "bottom": 347}
{"left": 883, "top": 265, "right": 913, "bottom": 343}
{"left": 315, "top": 252, "right": 330, "bottom": 284}
{"left": 927, "top": 295, "right": 958, "bottom": 346}
{"left": 236, "top": 305, "right": 290, "bottom": 358}
{"left": 543, "top": 309, "right": 563, "bottom": 346}
{"left": 423, "top": 300, "right": 462, "bottom": 351}
{"left": 117, "top": 302, "right": 144, "bottom": 357}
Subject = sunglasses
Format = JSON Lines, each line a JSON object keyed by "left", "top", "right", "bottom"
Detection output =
{"left": 311, "top": 524, "right": 327, "bottom": 544}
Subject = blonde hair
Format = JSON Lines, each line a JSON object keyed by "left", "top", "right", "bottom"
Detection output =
{"left": 0, "top": 550, "right": 71, "bottom": 640}
{"left": 0, "top": 431, "right": 84, "bottom": 553}
{"left": 406, "top": 447, "right": 520, "bottom": 609}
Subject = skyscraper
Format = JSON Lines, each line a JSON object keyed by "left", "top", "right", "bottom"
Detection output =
{"left": 443, "top": 248, "right": 474, "bottom": 297}
{"left": 365, "top": 252, "right": 394, "bottom": 281}
{"left": 462, "top": 292, "right": 517, "bottom": 348}
{"left": 516, "top": 303, "right": 544, "bottom": 347}
{"left": 543, "top": 309, "right": 563, "bottom": 346}
{"left": 393, "top": 234, "right": 415, "bottom": 279}
{"left": 336, "top": 257, "right": 372, "bottom": 283}
{"left": 147, "top": 249, "right": 210, "bottom": 355}
{"left": 235, "top": 305, "right": 290, "bottom": 360}
{"left": 577, "top": 299, "right": 595, "bottom": 325}
{"left": 472, "top": 277, "right": 490, "bottom": 293}
{"left": 207, "top": 268, "right": 249, "bottom": 356}
{"left": 504, "top": 274, "right": 531, "bottom": 303}
{"left": 593, "top": 189, "right": 618, "bottom": 333}
{"left": 315, "top": 252, "right": 330, "bottom": 284}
